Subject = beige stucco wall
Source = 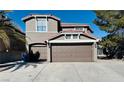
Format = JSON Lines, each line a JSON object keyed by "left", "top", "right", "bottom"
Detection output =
{"left": 25, "top": 18, "right": 36, "bottom": 32}
{"left": 25, "top": 17, "right": 59, "bottom": 33}
{"left": 25, "top": 17, "right": 60, "bottom": 45}
{"left": 92, "top": 42, "right": 97, "bottom": 62}
{"left": 31, "top": 46, "right": 47, "bottom": 60}
{"left": 26, "top": 32, "right": 59, "bottom": 44}
{"left": 48, "top": 18, "right": 58, "bottom": 32}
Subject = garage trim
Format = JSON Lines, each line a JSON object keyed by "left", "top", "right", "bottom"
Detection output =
{"left": 48, "top": 39, "right": 97, "bottom": 44}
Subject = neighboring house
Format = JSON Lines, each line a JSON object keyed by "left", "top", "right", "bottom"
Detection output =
{"left": 22, "top": 14, "right": 98, "bottom": 62}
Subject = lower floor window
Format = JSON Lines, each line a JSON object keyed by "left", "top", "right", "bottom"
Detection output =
{"left": 65, "top": 34, "right": 71, "bottom": 39}
{"left": 73, "top": 34, "right": 78, "bottom": 39}
{"left": 65, "top": 34, "right": 79, "bottom": 39}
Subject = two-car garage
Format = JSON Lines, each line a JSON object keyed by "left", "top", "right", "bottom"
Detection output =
{"left": 50, "top": 43, "right": 94, "bottom": 62}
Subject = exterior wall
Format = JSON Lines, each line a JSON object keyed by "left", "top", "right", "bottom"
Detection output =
{"left": 25, "top": 17, "right": 60, "bottom": 45}
{"left": 92, "top": 42, "right": 97, "bottom": 62}
{"left": 25, "top": 17, "right": 59, "bottom": 33}
{"left": 47, "top": 43, "right": 51, "bottom": 62}
{"left": 26, "top": 32, "right": 59, "bottom": 44}
{"left": 31, "top": 46, "right": 47, "bottom": 60}
{"left": 25, "top": 18, "right": 36, "bottom": 32}
{"left": 24, "top": 16, "right": 60, "bottom": 61}
{"left": 48, "top": 18, "right": 58, "bottom": 32}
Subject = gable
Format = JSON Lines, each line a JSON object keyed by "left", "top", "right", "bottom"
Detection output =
{"left": 48, "top": 33, "right": 96, "bottom": 41}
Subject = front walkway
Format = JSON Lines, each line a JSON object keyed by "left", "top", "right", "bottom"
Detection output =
{"left": 0, "top": 60, "right": 124, "bottom": 82}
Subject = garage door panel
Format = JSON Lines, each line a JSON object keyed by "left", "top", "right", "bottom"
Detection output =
{"left": 51, "top": 43, "right": 93, "bottom": 62}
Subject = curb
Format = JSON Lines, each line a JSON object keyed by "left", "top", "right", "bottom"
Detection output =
{"left": 0, "top": 61, "right": 23, "bottom": 68}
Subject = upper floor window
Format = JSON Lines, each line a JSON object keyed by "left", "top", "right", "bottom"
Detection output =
{"left": 75, "top": 27, "right": 87, "bottom": 32}
{"left": 37, "top": 18, "right": 47, "bottom": 32}
{"left": 75, "top": 27, "right": 83, "bottom": 30}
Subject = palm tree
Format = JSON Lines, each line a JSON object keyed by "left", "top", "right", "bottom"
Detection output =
{"left": 0, "top": 10, "right": 26, "bottom": 52}
{"left": 0, "top": 29, "right": 10, "bottom": 50}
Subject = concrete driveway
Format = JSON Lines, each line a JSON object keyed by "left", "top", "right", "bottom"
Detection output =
{"left": 0, "top": 60, "right": 124, "bottom": 82}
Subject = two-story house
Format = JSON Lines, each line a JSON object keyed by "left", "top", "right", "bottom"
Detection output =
{"left": 22, "top": 14, "right": 97, "bottom": 62}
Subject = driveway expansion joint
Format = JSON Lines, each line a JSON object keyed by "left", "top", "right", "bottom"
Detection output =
{"left": 72, "top": 64, "right": 83, "bottom": 82}
{"left": 32, "top": 64, "right": 48, "bottom": 82}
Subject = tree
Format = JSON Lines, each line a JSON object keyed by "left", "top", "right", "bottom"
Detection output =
{"left": 0, "top": 29, "right": 10, "bottom": 49}
{"left": 99, "top": 35, "right": 122, "bottom": 58}
{"left": 94, "top": 10, "right": 124, "bottom": 33}
{"left": 0, "top": 10, "right": 26, "bottom": 52}
{"left": 94, "top": 10, "right": 124, "bottom": 59}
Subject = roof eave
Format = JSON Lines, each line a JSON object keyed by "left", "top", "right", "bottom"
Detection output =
{"left": 22, "top": 14, "right": 60, "bottom": 22}
{"left": 48, "top": 40, "right": 97, "bottom": 43}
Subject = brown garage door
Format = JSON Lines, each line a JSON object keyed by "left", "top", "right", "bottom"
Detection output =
{"left": 51, "top": 43, "right": 93, "bottom": 62}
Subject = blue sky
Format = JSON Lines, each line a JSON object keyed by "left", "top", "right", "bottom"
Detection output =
{"left": 6, "top": 10, "right": 108, "bottom": 38}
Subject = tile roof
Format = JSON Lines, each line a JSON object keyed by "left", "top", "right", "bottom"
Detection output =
{"left": 81, "top": 32, "right": 97, "bottom": 40}
{"left": 61, "top": 30, "right": 85, "bottom": 33}
{"left": 47, "top": 31, "right": 96, "bottom": 41}
{"left": 61, "top": 23, "right": 93, "bottom": 33}
{"left": 61, "top": 23, "right": 89, "bottom": 27}
{"left": 47, "top": 33, "right": 62, "bottom": 41}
